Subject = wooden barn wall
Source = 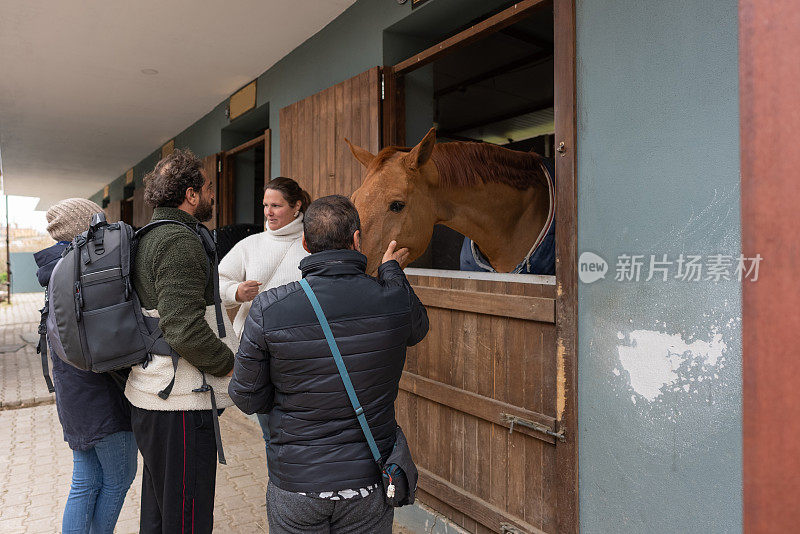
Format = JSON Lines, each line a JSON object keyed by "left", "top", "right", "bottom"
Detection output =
{"left": 279, "top": 67, "right": 381, "bottom": 199}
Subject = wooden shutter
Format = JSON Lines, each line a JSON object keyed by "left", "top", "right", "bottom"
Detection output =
{"left": 201, "top": 153, "right": 220, "bottom": 230}
{"left": 132, "top": 187, "right": 154, "bottom": 228}
{"left": 279, "top": 67, "right": 381, "bottom": 199}
{"left": 103, "top": 200, "right": 121, "bottom": 223}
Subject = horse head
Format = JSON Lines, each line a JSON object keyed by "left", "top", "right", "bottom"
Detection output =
{"left": 349, "top": 128, "right": 439, "bottom": 275}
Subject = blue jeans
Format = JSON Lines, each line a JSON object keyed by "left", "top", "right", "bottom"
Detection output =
{"left": 62, "top": 431, "right": 138, "bottom": 534}
{"left": 256, "top": 413, "right": 270, "bottom": 454}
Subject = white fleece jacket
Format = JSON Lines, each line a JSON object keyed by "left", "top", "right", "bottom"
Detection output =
{"left": 218, "top": 214, "right": 309, "bottom": 339}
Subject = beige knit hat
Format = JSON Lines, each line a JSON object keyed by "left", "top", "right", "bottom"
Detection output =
{"left": 46, "top": 198, "right": 104, "bottom": 242}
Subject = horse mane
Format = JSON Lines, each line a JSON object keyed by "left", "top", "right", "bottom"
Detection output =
{"left": 369, "top": 141, "right": 545, "bottom": 190}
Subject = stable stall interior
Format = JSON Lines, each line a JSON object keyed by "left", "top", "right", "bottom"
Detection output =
{"left": 400, "top": 7, "right": 556, "bottom": 272}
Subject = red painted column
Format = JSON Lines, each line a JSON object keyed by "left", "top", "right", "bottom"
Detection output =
{"left": 740, "top": 1, "right": 800, "bottom": 531}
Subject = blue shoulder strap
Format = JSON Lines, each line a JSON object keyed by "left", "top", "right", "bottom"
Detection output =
{"left": 298, "top": 278, "right": 382, "bottom": 465}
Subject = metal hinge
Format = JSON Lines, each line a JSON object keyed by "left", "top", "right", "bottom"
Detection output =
{"left": 501, "top": 413, "right": 565, "bottom": 442}
{"left": 381, "top": 73, "right": 385, "bottom": 101}
{"left": 500, "top": 524, "right": 525, "bottom": 534}
{"left": 217, "top": 160, "right": 222, "bottom": 173}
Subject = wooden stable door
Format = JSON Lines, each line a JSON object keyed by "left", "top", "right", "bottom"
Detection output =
{"left": 399, "top": 275, "right": 560, "bottom": 534}
{"left": 103, "top": 200, "right": 121, "bottom": 224}
{"left": 279, "top": 67, "right": 381, "bottom": 199}
{"left": 202, "top": 153, "right": 220, "bottom": 230}
{"left": 389, "top": 1, "right": 577, "bottom": 531}
{"left": 132, "top": 187, "right": 154, "bottom": 228}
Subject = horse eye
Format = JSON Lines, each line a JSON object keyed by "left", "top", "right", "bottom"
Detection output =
{"left": 389, "top": 201, "right": 405, "bottom": 213}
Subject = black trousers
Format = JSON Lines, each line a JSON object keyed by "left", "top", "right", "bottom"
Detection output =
{"left": 131, "top": 406, "right": 218, "bottom": 534}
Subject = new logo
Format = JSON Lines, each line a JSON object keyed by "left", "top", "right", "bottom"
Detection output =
{"left": 578, "top": 252, "right": 608, "bottom": 284}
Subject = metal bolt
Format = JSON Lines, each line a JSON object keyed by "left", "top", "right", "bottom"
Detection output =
{"left": 556, "top": 141, "right": 566, "bottom": 154}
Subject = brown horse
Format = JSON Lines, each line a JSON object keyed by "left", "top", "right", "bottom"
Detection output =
{"left": 348, "top": 128, "right": 554, "bottom": 275}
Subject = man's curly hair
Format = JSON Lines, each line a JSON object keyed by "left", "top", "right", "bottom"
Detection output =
{"left": 144, "top": 149, "right": 205, "bottom": 208}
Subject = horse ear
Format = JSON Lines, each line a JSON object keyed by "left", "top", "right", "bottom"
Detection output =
{"left": 345, "top": 138, "right": 376, "bottom": 168}
{"left": 404, "top": 127, "right": 436, "bottom": 170}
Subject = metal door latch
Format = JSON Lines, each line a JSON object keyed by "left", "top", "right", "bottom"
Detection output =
{"left": 501, "top": 413, "right": 566, "bottom": 442}
{"left": 556, "top": 141, "right": 566, "bottom": 154}
{"left": 500, "top": 524, "right": 525, "bottom": 534}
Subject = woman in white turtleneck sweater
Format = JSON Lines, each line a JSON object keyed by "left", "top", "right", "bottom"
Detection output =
{"left": 219, "top": 177, "right": 311, "bottom": 340}
{"left": 219, "top": 178, "right": 311, "bottom": 452}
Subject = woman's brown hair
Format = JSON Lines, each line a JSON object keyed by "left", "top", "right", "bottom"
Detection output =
{"left": 264, "top": 177, "right": 312, "bottom": 213}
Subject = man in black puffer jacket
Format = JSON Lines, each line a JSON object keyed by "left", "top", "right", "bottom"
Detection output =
{"left": 229, "top": 194, "right": 428, "bottom": 533}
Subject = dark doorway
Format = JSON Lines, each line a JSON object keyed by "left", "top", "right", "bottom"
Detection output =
{"left": 229, "top": 144, "right": 266, "bottom": 228}
{"left": 219, "top": 133, "right": 270, "bottom": 228}
{"left": 121, "top": 198, "right": 134, "bottom": 226}
{"left": 218, "top": 103, "right": 270, "bottom": 228}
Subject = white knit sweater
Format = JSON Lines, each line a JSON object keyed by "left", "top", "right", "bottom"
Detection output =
{"left": 125, "top": 305, "right": 238, "bottom": 411}
{"left": 218, "top": 214, "right": 309, "bottom": 339}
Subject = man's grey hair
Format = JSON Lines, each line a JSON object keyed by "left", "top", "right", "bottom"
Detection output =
{"left": 303, "top": 195, "right": 361, "bottom": 253}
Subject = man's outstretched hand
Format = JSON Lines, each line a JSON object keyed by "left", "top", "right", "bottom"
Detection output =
{"left": 381, "top": 240, "right": 410, "bottom": 267}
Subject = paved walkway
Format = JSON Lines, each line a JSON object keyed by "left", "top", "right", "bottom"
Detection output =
{"left": 1, "top": 293, "right": 271, "bottom": 533}
{"left": 0, "top": 402, "right": 270, "bottom": 533}
{"left": 0, "top": 293, "right": 54, "bottom": 409}
{"left": 0, "top": 294, "right": 413, "bottom": 533}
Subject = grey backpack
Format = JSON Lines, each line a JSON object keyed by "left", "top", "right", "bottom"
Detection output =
{"left": 38, "top": 212, "right": 229, "bottom": 462}
{"left": 43, "top": 211, "right": 225, "bottom": 371}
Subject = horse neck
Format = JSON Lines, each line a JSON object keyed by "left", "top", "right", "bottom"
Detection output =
{"left": 431, "top": 155, "right": 551, "bottom": 273}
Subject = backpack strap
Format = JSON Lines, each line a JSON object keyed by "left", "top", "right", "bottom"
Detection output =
{"left": 193, "top": 372, "right": 226, "bottom": 464}
{"left": 298, "top": 278, "right": 383, "bottom": 466}
{"left": 37, "top": 287, "right": 55, "bottom": 394}
{"left": 194, "top": 225, "right": 226, "bottom": 339}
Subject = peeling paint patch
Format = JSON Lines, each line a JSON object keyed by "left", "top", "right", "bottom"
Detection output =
{"left": 615, "top": 329, "right": 727, "bottom": 401}
{"left": 557, "top": 338, "right": 566, "bottom": 420}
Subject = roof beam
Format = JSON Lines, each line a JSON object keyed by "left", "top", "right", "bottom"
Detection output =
{"left": 434, "top": 50, "right": 553, "bottom": 99}
{"left": 393, "top": 0, "right": 552, "bottom": 75}
{"left": 499, "top": 27, "right": 554, "bottom": 51}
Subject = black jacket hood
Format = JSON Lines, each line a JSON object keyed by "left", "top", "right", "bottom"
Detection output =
{"left": 34, "top": 242, "right": 68, "bottom": 287}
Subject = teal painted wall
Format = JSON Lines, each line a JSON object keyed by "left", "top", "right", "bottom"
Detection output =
{"left": 576, "top": 1, "right": 741, "bottom": 532}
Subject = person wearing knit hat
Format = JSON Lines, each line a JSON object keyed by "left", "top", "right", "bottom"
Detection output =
{"left": 34, "top": 198, "right": 137, "bottom": 534}
{"left": 45, "top": 198, "right": 104, "bottom": 242}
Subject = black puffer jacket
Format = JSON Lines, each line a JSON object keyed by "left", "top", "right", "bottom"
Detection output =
{"left": 229, "top": 249, "right": 429, "bottom": 493}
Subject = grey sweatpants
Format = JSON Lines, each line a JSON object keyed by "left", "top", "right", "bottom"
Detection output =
{"left": 266, "top": 481, "right": 393, "bottom": 534}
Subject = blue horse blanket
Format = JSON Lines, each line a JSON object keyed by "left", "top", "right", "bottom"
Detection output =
{"left": 459, "top": 157, "right": 555, "bottom": 275}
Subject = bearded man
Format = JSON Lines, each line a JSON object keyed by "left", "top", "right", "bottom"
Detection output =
{"left": 127, "top": 149, "right": 237, "bottom": 533}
